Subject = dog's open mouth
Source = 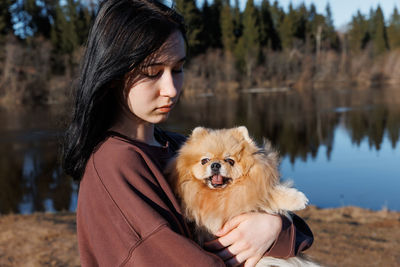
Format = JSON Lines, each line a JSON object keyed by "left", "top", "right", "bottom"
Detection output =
{"left": 205, "top": 174, "right": 232, "bottom": 189}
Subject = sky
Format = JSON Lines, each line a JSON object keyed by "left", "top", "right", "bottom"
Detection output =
{"left": 195, "top": 0, "right": 399, "bottom": 29}
{"left": 265, "top": 0, "right": 399, "bottom": 29}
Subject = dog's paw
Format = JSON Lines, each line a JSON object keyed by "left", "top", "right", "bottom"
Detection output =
{"left": 289, "top": 190, "right": 309, "bottom": 211}
{"left": 274, "top": 185, "right": 309, "bottom": 211}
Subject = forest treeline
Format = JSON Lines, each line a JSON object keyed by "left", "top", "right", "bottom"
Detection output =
{"left": 1, "top": 0, "right": 400, "bottom": 105}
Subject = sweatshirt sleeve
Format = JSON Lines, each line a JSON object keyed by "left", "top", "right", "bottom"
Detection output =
{"left": 264, "top": 213, "right": 314, "bottom": 258}
{"left": 77, "top": 140, "right": 224, "bottom": 267}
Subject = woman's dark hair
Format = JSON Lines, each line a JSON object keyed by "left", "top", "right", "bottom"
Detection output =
{"left": 63, "top": 0, "right": 186, "bottom": 181}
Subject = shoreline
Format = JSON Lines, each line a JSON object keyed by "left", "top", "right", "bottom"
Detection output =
{"left": 0, "top": 206, "right": 399, "bottom": 267}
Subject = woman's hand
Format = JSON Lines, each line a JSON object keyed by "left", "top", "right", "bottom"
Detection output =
{"left": 204, "top": 212, "right": 282, "bottom": 267}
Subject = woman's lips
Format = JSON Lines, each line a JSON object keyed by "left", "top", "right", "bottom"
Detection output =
{"left": 157, "top": 105, "right": 173, "bottom": 113}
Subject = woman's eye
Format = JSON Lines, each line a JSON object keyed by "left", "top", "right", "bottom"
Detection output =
{"left": 172, "top": 67, "right": 183, "bottom": 74}
{"left": 201, "top": 158, "right": 209, "bottom": 165}
{"left": 143, "top": 71, "right": 161, "bottom": 78}
{"left": 172, "top": 62, "right": 185, "bottom": 74}
{"left": 145, "top": 72, "right": 161, "bottom": 78}
{"left": 142, "top": 66, "right": 162, "bottom": 78}
{"left": 225, "top": 158, "right": 235, "bottom": 166}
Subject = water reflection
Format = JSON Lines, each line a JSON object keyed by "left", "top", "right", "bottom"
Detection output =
{"left": 281, "top": 126, "right": 400, "bottom": 210}
{"left": 0, "top": 142, "right": 24, "bottom": 213}
{"left": 0, "top": 87, "right": 399, "bottom": 214}
{"left": 167, "top": 88, "right": 399, "bottom": 161}
{"left": 0, "top": 106, "right": 75, "bottom": 214}
{"left": 346, "top": 105, "right": 400, "bottom": 150}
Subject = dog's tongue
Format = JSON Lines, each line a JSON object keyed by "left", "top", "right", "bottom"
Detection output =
{"left": 211, "top": 174, "right": 223, "bottom": 185}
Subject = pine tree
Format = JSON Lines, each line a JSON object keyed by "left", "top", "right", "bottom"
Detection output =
{"left": 199, "top": 0, "right": 222, "bottom": 51}
{"left": 323, "top": 3, "right": 339, "bottom": 50}
{"left": 199, "top": 0, "right": 211, "bottom": 51}
{"left": 270, "top": 0, "right": 285, "bottom": 32}
{"left": 307, "top": 3, "right": 324, "bottom": 52}
{"left": 174, "top": 0, "right": 202, "bottom": 55}
{"left": 65, "top": 0, "right": 79, "bottom": 50}
{"left": 232, "top": 0, "right": 242, "bottom": 38}
{"left": 387, "top": 7, "right": 400, "bottom": 49}
{"left": 0, "top": 0, "right": 13, "bottom": 37}
{"left": 325, "top": 3, "right": 334, "bottom": 29}
{"left": 236, "top": 0, "right": 261, "bottom": 77}
{"left": 242, "top": 0, "right": 260, "bottom": 53}
{"left": 279, "top": 3, "right": 311, "bottom": 49}
{"left": 220, "top": 0, "right": 235, "bottom": 52}
{"left": 74, "top": 3, "right": 93, "bottom": 45}
{"left": 294, "top": 3, "right": 308, "bottom": 43}
{"left": 209, "top": 0, "right": 222, "bottom": 48}
{"left": 370, "top": 6, "right": 389, "bottom": 55}
{"left": 348, "top": 10, "right": 370, "bottom": 53}
{"left": 50, "top": 1, "right": 78, "bottom": 55}
{"left": 279, "top": 3, "right": 295, "bottom": 49}
{"left": 260, "top": 0, "right": 280, "bottom": 50}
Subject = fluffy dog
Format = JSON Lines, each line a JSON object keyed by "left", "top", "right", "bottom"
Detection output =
{"left": 166, "top": 126, "right": 320, "bottom": 267}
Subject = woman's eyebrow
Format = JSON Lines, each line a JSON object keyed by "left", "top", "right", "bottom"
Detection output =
{"left": 177, "top": 57, "right": 186, "bottom": 63}
{"left": 146, "top": 56, "right": 186, "bottom": 67}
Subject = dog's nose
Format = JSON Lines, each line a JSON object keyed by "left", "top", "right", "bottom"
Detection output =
{"left": 211, "top": 162, "right": 221, "bottom": 171}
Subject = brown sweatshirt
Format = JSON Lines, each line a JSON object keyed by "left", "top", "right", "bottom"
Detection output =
{"left": 77, "top": 130, "right": 313, "bottom": 267}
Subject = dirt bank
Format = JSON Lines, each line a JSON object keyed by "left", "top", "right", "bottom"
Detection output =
{"left": 0, "top": 206, "right": 399, "bottom": 267}
{"left": 297, "top": 206, "right": 400, "bottom": 266}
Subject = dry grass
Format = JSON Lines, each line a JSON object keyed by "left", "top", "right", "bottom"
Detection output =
{"left": 0, "top": 206, "right": 399, "bottom": 267}
{"left": 0, "top": 212, "right": 79, "bottom": 267}
{"left": 298, "top": 206, "right": 400, "bottom": 267}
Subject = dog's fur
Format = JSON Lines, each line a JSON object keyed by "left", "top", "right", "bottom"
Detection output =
{"left": 166, "top": 126, "right": 320, "bottom": 267}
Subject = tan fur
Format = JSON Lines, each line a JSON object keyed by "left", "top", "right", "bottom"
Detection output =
{"left": 165, "top": 127, "right": 317, "bottom": 266}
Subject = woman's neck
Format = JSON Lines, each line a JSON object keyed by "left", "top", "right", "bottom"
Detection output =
{"left": 111, "top": 113, "right": 161, "bottom": 146}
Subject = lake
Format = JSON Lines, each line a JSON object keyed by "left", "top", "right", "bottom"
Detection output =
{"left": 0, "top": 86, "right": 399, "bottom": 214}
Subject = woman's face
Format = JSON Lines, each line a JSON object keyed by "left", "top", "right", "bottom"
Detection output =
{"left": 125, "top": 31, "right": 186, "bottom": 124}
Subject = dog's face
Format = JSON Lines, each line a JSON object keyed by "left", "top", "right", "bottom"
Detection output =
{"left": 178, "top": 126, "right": 260, "bottom": 189}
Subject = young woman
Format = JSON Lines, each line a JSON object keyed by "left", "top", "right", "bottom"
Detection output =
{"left": 63, "top": 1, "right": 313, "bottom": 266}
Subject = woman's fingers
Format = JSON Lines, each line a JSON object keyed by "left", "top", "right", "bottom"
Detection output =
{"left": 204, "top": 227, "right": 240, "bottom": 251}
{"left": 205, "top": 236, "right": 253, "bottom": 262}
{"left": 224, "top": 249, "right": 255, "bottom": 267}
{"left": 216, "top": 227, "right": 241, "bottom": 247}
{"left": 206, "top": 213, "right": 282, "bottom": 266}
{"left": 215, "top": 214, "right": 247, "bottom": 236}
{"left": 243, "top": 256, "right": 260, "bottom": 267}
{"left": 215, "top": 241, "right": 254, "bottom": 264}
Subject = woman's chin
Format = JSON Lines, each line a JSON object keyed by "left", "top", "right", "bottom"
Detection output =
{"left": 150, "top": 113, "right": 170, "bottom": 124}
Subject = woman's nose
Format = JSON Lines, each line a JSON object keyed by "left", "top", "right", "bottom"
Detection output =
{"left": 159, "top": 70, "right": 179, "bottom": 98}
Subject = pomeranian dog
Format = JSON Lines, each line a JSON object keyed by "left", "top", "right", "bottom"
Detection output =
{"left": 166, "top": 126, "right": 321, "bottom": 267}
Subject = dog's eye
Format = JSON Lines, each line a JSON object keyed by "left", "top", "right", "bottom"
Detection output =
{"left": 225, "top": 158, "right": 235, "bottom": 166}
{"left": 201, "top": 158, "right": 210, "bottom": 165}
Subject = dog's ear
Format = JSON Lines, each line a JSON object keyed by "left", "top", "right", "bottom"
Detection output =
{"left": 263, "top": 138, "right": 280, "bottom": 166}
{"left": 236, "top": 126, "right": 254, "bottom": 144}
{"left": 191, "top": 127, "right": 208, "bottom": 139}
